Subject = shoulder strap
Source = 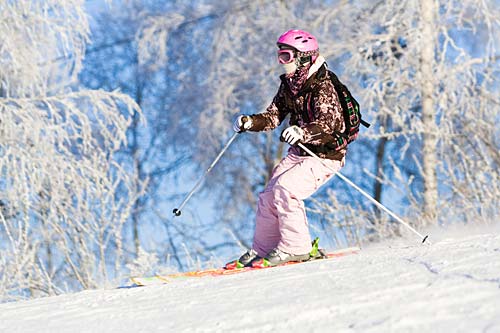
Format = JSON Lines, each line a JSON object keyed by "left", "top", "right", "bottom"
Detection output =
{"left": 328, "top": 70, "right": 370, "bottom": 129}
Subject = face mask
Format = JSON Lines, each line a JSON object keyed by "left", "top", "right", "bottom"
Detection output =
{"left": 282, "top": 61, "right": 297, "bottom": 74}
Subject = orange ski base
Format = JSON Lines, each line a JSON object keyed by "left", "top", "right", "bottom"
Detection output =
{"left": 130, "top": 247, "right": 359, "bottom": 287}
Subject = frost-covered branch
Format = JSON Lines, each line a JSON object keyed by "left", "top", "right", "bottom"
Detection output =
{"left": 0, "top": 0, "right": 90, "bottom": 97}
{"left": 0, "top": 1, "right": 145, "bottom": 301}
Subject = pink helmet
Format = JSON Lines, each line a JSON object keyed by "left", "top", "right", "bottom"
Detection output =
{"left": 277, "top": 29, "right": 319, "bottom": 53}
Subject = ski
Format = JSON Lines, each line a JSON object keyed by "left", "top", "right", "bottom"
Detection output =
{"left": 130, "top": 246, "right": 359, "bottom": 287}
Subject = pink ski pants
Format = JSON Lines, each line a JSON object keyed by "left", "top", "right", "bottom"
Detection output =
{"left": 252, "top": 147, "right": 344, "bottom": 257}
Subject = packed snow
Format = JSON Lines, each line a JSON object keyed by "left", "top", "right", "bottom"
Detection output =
{"left": 0, "top": 224, "right": 499, "bottom": 333}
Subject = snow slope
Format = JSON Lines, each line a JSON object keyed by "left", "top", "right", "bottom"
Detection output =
{"left": 1, "top": 226, "right": 499, "bottom": 333}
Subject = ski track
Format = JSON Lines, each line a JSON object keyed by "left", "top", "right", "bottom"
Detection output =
{"left": 0, "top": 231, "right": 499, "bottom": 333}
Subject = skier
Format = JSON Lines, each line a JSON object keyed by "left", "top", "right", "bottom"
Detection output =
{"left": 229, "top": 29, "right": 347, "bottom": 268}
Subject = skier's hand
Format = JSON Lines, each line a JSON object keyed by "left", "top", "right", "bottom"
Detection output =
{"left": 281, "top": 125, "right": 304, "bottom": 145}
{"left": 233, "top": 115, "right": 253, "bottom": 133}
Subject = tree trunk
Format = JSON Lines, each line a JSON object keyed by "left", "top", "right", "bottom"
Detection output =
{"left": 420, "top": 0, "right": 438, "bottom": 224}
{"left": 132, "top": 65, "right": 144, "bottom": 257}
{"left": 374, "top": 136, "right": 387, "bottom": 214}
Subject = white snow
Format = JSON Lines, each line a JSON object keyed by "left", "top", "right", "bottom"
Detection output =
{"left": 0, "top": 225, "right": 499, "bottom": 333}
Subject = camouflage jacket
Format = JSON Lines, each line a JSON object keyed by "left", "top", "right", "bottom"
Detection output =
{"left": 250, "top": 63, "right": 346, "bottom": 161}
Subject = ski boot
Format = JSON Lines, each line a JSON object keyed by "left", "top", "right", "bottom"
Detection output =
{"left": 251, "top": 248, "right": 310, "bottom": 268}
{"left": 225, "top": 249, "right": 261, "bottom": 269}
{"left": 252, "top": 238, "right": 326, "bottom": 268}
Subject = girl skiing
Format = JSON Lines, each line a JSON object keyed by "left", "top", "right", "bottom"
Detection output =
{"left": 230, "top": 29, "right": 346, "bottom": 267}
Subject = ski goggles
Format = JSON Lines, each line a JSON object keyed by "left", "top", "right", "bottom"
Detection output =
{"left": 277, "top": 49, "right": 296, "bottom": 64}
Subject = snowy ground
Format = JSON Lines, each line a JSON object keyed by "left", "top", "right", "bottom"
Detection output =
{"left": 0, "top": 224, "right": 499, "bottom": 333}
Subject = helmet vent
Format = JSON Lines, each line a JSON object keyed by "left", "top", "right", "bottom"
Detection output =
{"left": 294, "top": 36, "right": 303, "bottom": 39}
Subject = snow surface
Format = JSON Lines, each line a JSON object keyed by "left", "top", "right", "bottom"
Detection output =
{"left": 1, "top": 225, "right": 499, "bottom": 333}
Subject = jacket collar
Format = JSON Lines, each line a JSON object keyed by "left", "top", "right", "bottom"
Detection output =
{"left": 307, "top": 55, "right": 326, "bottom": 79}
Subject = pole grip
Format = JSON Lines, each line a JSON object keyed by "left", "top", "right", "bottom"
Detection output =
{"left": 240, "top": 115, "right": 251, "bottom": 132}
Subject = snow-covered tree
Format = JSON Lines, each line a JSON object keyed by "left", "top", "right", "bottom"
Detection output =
{"left": 340, "top": 0, "right": 500, "bottom": 227}
{"left": 0, "top": 1, "right": 143, "bottom": 300}
{"left": 137, "top": 0, "right": 500, "bottom": 246}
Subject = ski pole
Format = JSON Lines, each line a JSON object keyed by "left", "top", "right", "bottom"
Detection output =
{"left": 173, "top": 117, "right": 249, "bottom": 217}
{"left": 172, "top": 132, "right": 238, "bottom": 217}
{"left": 297, "top": 143, "right": 429, "bottom": 244}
